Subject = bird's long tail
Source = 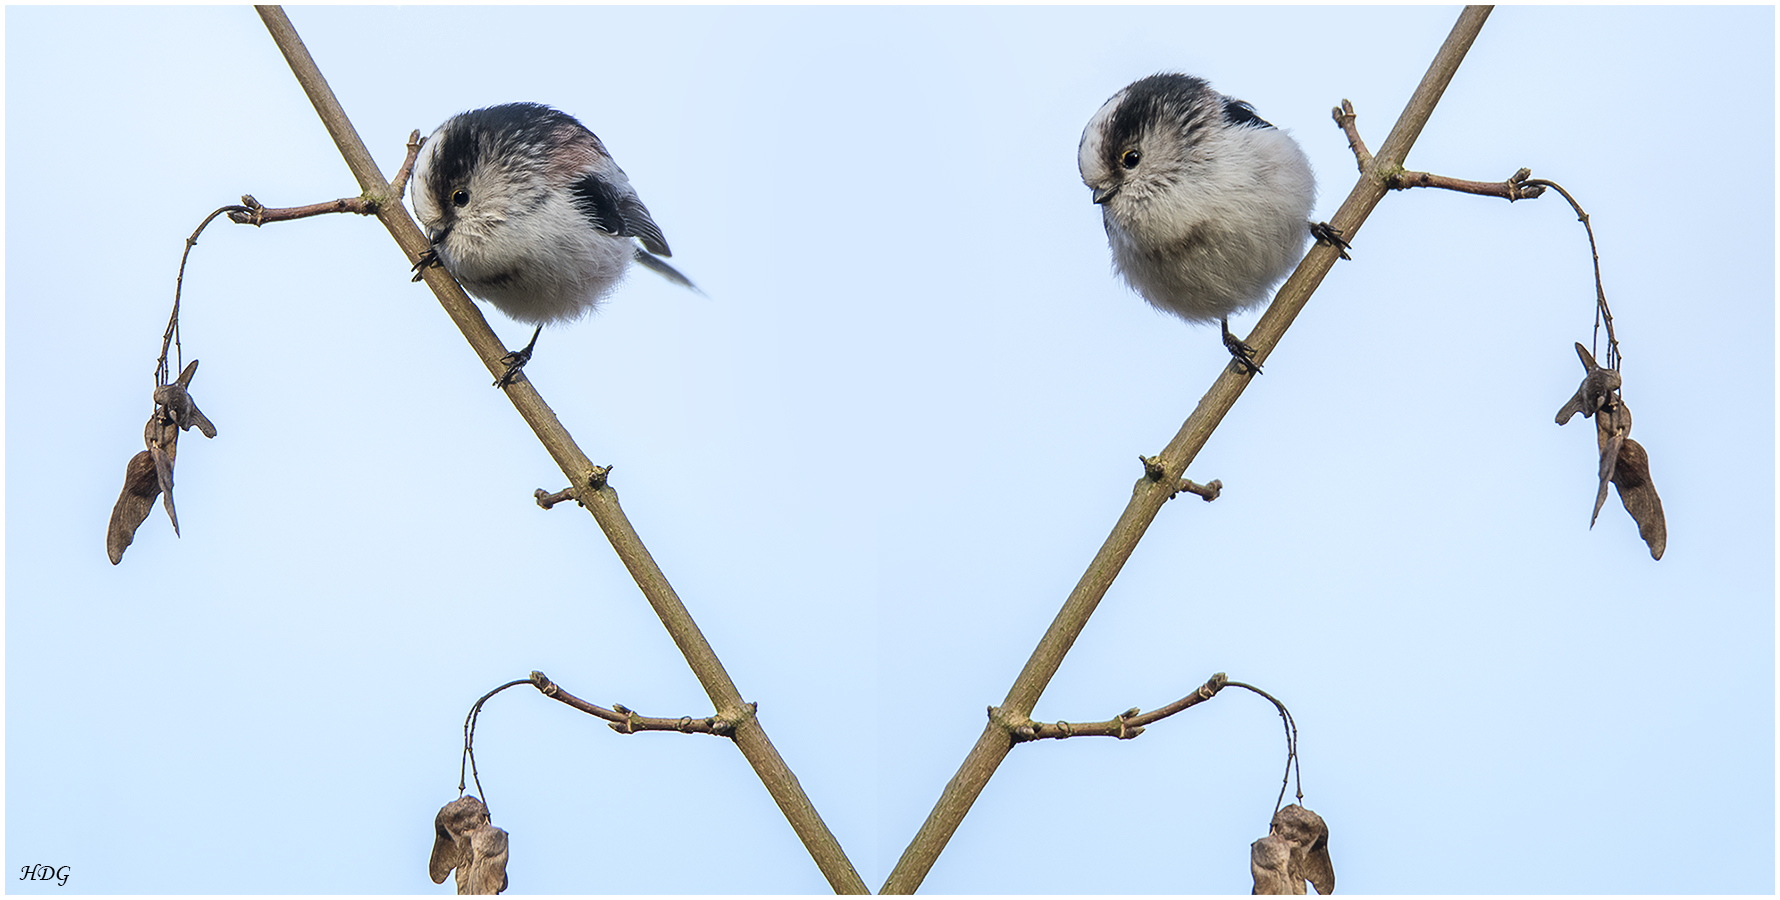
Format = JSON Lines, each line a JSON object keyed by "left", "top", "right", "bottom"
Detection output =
{"left": 633, "top": 249, "right": 702, "bottom": 295}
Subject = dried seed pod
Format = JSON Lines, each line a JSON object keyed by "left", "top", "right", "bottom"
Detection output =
{"left": 429, "top": 796, "right": 509, "bottom": 895}
{"left": 1251, "top": 804, "right": 1333, "bottom": 895}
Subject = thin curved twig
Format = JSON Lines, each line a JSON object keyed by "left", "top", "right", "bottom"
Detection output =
{"left": 460, "top": 679, "right": 533, "bottom": 808}
{"left": 1523, "top": 178, "right": 1617, "bottom": 371}
{"left": 1226, "top": 681, "right": 1301, "bottom": 814}
{"left": 160, "top": 205, "right": 253, "bottom": 388}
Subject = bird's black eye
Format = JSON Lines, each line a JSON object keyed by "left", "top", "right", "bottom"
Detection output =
{"left": 451, "top": 189, "right": 470, "bottom": 208}
{"left": 1121, "top": 149, "right": 1141, "bottom": 169}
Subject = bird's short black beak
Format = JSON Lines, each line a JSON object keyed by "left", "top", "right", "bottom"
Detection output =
{"left": 1092, "top": 185, "right": 1119, "bottom": 205}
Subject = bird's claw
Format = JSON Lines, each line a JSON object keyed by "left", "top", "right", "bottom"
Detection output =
{"left": 494, "top": 353, "right": 529, "bottom": 388}
{"left": 1222, "top": 319, "right": 1262, "bottom": 376}
{"left": 411, "top": 248, "right": 442, "bottom": 282}
{"left": 494, "top": 325, "right": 544, "bottom": 388}
{"left": 1309, "top": 221, "right": 1351, "bottom": 260}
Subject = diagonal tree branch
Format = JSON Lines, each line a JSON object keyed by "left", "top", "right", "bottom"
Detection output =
{"left": 880, "top": 6, "right": 1494, "bottom": 893}
{"left": 251, "top": 7, "right": 866, "bottom": 893}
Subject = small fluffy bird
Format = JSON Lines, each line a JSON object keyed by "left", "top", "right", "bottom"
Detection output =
{"left": 1079, "top": 74, "right": 1334, "bottom": 373}
{"left": 410, "top": 102, "right": 696, "bottom": 385}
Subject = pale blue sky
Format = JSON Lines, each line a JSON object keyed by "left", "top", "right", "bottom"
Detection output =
{"left": 6, "top": 5, "right": 1774, "bottom": 894}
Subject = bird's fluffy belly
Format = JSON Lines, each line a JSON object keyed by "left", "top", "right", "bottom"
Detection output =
{"left": 443, "top": 229, "right": 632, "bottom": 326}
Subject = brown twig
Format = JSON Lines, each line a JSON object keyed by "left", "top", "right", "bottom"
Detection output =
{"left": 392, "top": 129, "right": 422, "bottom": 199}
{"left": 535, "top": 465, "right": 614, "bottom": 508}
{"left": 1128, "top": 672, "right": 1231, "bottom": 727}
{"left": 528, "top": 671, "right": 752, "bottom": 736}
{"left": 1387, "top": 167, "right": 1546, "bottom": 201}
{"left": 883, "top": 6, "right": 1494, "bottom": 891}
{"left": 1174, "top": 478, "right": 1222, "bottom": 502}
{"left": 992, "top": 673, "right": 1231, "bottom": 742}
{"left": 1139, "top": 456, "right": 1220, "bottom": 501}
{"left": 1331, "top": 99, "right": 1372, "bottom": 172}
{"left": 227, "top": 194, "right": 368, "bottom": 225}
{"left": 534, "top": 487, "right": 579, "bottom": 510}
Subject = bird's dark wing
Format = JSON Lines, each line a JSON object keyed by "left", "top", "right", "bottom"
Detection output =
{"left": 570, "top": 173, "right": 673, "bottom": 257}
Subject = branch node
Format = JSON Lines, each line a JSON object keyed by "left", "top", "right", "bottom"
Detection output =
{"left": 1504, "top": 167, "right": 1545, "bottom": 201}
{"left": 1115, "top": 708, "right": 1146, "bottom": 740}
{"left": 1139, "top": 454, "right": 1166, "bottom": 482}
{"left": 712, "top": 701, "right": 758, "bottom": 736}
{"left": 988, "top": 705, "right": 1039, "bottom": 743}
{"left": 587, "top": 465, "right": 612, "bottom": 491}
{"left": 1202, "top": 672, "right": 1229, "bottom": 698}
{"left": 232, "top": 194, "right": 267, "bottom": 226}
{"left": 528, "top": 670, "right": 558, "bottom": 697}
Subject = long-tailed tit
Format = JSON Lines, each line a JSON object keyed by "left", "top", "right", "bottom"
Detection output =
{"left": 410, "top": 102, "right": 696, "bottom": 386}
{"left": 1079, "top": 74, "right": 1342, "bottom": 374}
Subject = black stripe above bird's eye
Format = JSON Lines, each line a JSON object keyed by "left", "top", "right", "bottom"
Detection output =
{"left": 1105, "top": 74, "right": 1208, "bottom": 154}
{"left": 427, "top": 118, "right": 482, "bottom": 204}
